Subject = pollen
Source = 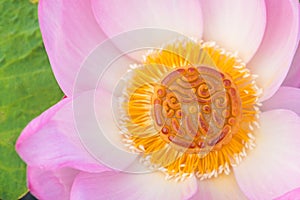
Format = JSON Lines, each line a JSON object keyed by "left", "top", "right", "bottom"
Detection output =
{"left": 118, "top": 39, "right": 260, "bottom": 180}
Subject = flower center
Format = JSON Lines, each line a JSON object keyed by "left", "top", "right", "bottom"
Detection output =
{"left": 117, "top": 39, "right": 260, "bottom": 180}
{"left": 152, "top": 66, "right": 242, "bottom": 155}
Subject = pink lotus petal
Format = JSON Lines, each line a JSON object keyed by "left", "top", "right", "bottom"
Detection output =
{"left": 16, "top": 98, "right": 107, "bottom": 172}
{"left": 283, "top": 43, "right": 300, "bottom": 88}
{"left": 71, "top": 90, "right": 149, "bottom": 173}
{"left": 70, "top": 171, "right": 197, "bottom": 200}
{"left": 200, "top": 0, "right": 266, "bottom": 62}
{"left": 234, "top": 109, "right": 300, "bottom": 199}
{"left": 190, "top": 174, "right": 247, "bottom": 200}
{"left": 91, "top": 0, "right": 203, "bottom": 38}
{"left": 248, "top": 0, "right": 299, "bottom": 101}
{"left": 39, "top": 0, "right": 107, "bottom": 96}
{"left": 28, "top": 166, "right": 79, "bottom": 200}
{"left": 275, "top": 188, "right": 300, "bottom": 200}
{"left": 90, "top": 1, "right": 204, "bottom": 61}
{"left": 72, "top": 39, "right": 136, "bottom": 94}
{"left": 262, "top": 87, "right": 300, "bottom": 115}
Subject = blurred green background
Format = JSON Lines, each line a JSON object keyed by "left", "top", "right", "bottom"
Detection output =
{"left": 0, "top": 0, "right": 63, "bottom": 199}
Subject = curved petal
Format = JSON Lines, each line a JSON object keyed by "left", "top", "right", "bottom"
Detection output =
{"left": 91, "top": 0, "right": 203, "bottom": 37}
{"left": 190, "top": 174, "right": 247, "bottom": 200}
{"left": 73, "top": 39, "right": 136, "bottom": 94}
{"left": 262, "top": 87, "right": 300, "bottom": 115}
{"left": 275, "top": 188, "right": 300, "bottom": 200}
{"left": 28, "top": 166, "right": 78, "bottom": 200}
{"left": 234, "top": 109, "right": 300, "bottom": 199}
{"left": 283, "top": 43, "right": 300, "bottom": 88}
{"left": 70, "top": 171, "right": 197, "bottom": 200}
{"left": 72, "top": 90, "right": 150, "bottom": 173}
{"left": 39, "top": 0, "right": 107, "bottom": 96}
{"left": 247, "top": 0, "right": 299, "bottom": 101}
{"left": 200, "top": 0, "right": 266, "bottom": 62}
{"left": 16, "top": 98, "right": 107, "bottom": 172}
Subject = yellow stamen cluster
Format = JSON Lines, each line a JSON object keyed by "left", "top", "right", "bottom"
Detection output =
{"left": 118, "top": 39, "right": 260, "bottom": 180}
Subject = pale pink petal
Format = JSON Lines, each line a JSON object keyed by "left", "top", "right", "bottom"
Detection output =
{"left": 283, "top": 43, "right": 300, "bottom": 88}
{"left": 190, "top": 174, "right": 247, "bottom": 200}
{"left": 16, "top": 98, "right": 107, "bottom": 172}
{"left": 262, "top": 87, "right": 300, "bottom": 115}
{"left": 72, "top": 90, "right": 150, "bottom": 173}
{"left": 39, "top": 0, "right": 107, "bottom": 96}
{"left": 275, "top": 188, "right": 300, "bottom": 200}
{"left": 91, "top": 0, "right": 203, "bottom": 46}
{"left": 200, "top": 0, "right": 266, "bottom": 62}
{"left": 247, "top": 0, "right": 299, "bottom": 101}
{"left": 297, "top": 4, "right": 300, "bottom": 43}
{"left": 28, "top": 166, "right": 79, "bottom": 200}
{"left": 70, "top": 171, "right": 197, "bottom": 200}
{"left": 234, "top": 110, "right": 300, "bottom": 199}
{"left": 73, "top": 40, "right": 136, "bottom": 94}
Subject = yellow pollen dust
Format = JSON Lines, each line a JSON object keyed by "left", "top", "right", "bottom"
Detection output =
{"left": 30, "top": 0, "right": 39, "bottom": 4}
{"left": 119, "top": 39, "right": 260, "bottom": 180}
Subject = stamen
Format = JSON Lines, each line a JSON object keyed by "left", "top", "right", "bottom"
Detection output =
{"left": 116, "top": 39, "right": 261, "bottom": 180}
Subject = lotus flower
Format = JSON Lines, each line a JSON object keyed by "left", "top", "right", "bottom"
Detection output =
{"left": 16, "top": 0, "right": 300, "bottom": 199}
